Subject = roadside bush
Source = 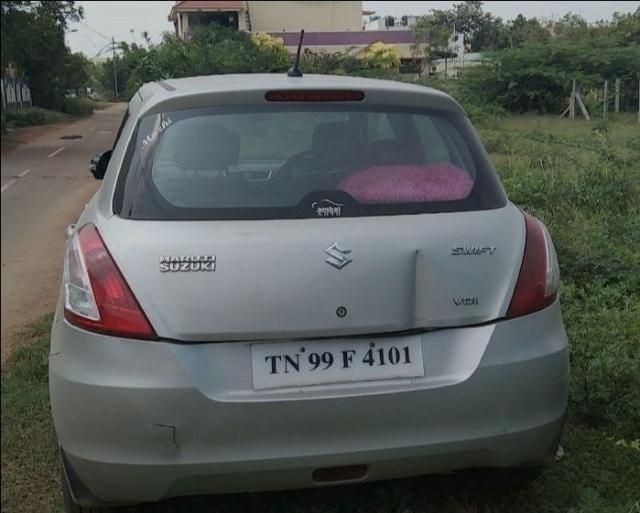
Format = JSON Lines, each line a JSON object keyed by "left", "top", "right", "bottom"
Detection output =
{"left": 61, "top": 97, "right": 95, "bottom": 116}
{"left": 4, "top": 107, "right": 68, "bottom": 127}
{"left": 458, "top": 40, "right": 640, "bottom": 114}
{"left": 3, "top": 101, "right": 97, "bottom": 129}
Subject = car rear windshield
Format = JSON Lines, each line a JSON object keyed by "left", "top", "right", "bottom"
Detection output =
{"left": 114, "top": 105, "right": 506, "bottom": 220}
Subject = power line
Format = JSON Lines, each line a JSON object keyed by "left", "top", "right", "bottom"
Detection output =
{"left": 80, "top": 34, "right": 102, "bottom": 53}
{"left": 92, "top": 43, "right": 112, "bottom": 58}
{"left": 79, "top": 21, "right": 111, "bottom": 42}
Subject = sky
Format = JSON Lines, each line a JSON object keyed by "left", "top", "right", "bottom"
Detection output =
{"left": 66, "top": 1, "right": 640, "bottom": 57}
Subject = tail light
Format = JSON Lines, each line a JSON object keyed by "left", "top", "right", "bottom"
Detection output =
{"left": 63, "top": 224, "right": 157, "bottom": 340}
{"left": 506, "top": 214, "right": 560, "bottom": 318}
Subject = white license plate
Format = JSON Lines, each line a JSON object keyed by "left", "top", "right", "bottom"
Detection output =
{"left": 251, "top": 337, "right": 424, "bottom": 390}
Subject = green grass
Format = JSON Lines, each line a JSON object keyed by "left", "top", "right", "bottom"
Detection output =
{"left": 1, "top": 115, "right": 639, "bottom": 513}
{"left": 1, "top": 314, "right": 61, "bottom": 513}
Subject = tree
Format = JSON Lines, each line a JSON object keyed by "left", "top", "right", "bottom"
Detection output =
{"left": 98, "top": 42, "right": 151, "bottom": 100}
{"left": 1, "top": 1, "right": 84, "bottom": 109}
{"left": 61, "top": 52, "right": 91, "bottom": 95}
{"left": 103, "top": 24, "right": 292, "bottom": 100}
{"left": 599, "top": 8, "right": 640, "bottom": 45}
{"left": 411, "top": 15, "right": 450, "bottom": 76}
{"left": 426, "top": 1, "right": 506, "bottom": 51}
{"left": 458, "top": 38, "right": 640, "bottom": 113}
{"left": 505, "top": 15, "right": 550, "bottom": 48}
{"left": 548, "top": 13, "right": 590, "bottom": 41}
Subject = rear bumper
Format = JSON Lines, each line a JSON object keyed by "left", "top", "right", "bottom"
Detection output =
{"left": 50, "top": 300, "right": 568, "bottom": 504}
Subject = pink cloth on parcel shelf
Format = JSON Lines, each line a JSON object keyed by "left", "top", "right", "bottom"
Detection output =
{"left": 338, "top": 163, "right": 474, "bottom": 204}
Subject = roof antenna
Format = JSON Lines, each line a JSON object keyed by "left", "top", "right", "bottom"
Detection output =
{"left": 287, "top": 29, "right": 304, "bottom": 77}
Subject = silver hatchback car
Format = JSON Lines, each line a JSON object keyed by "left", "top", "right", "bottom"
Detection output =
{"left": 50, "top": 74, "right": 568, "bottom": 511}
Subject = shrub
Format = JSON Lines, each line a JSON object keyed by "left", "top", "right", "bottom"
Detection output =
{"left": 360, "top": 42, "right": 401, "bottom": 70}
{"left": 61, "top": 97, "right": 95, "bottom": 116}
{"left": 4, "top": 107, "right": 68, "bottom": 127}
{"left": 457, "top": 40, "right": 640, "bottom": 114}
{"left": 563, "top": 281, "right": 640, "bottom": 431}
{"left": 302, "top": 48, "right": 362, "bottom": 74}
{"left": 250, "top": 32, "right": 290, "bottom": 73}
{"left": 484, "top": 116, "right": 640, "bottom": 437}
{"left": 251, "top": 32, "right": 285, "bottom": 51}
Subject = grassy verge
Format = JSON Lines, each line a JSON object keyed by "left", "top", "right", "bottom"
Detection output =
{"left": 3, "top": 100, "right": 111, "bottom": 129}
{"left": 1, "top": 100, "right": 112, "bottom": 151}
{"left": 1, "top": 108, "right": 72, "bottom": 151}
{"left": 1, "top": 314, "right": 61, "bottom": 513}
{"left": 1, "top": 115, "right": 639, "bottom": 513}
{"left": 3, "top": 107, "right": 72, "bottom": 128}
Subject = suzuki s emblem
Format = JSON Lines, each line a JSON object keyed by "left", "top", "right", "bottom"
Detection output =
{"left": 324, "top": 243, "right": 352, "bottom": 270}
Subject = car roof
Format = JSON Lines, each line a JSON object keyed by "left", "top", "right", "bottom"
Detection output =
{"left": 130, "top": 74, "right": 465, "bottom": 117}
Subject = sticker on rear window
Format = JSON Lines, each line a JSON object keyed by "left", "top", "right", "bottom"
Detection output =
{"left": 312, "top": 199, "right": 343, "bottom": 217}
{"left": 141, "top": 116, "right": 173, "bottom": 151}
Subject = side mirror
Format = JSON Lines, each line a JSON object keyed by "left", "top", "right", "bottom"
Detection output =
{"left": 90, "top": 150, "right": 112, "bottom": 180}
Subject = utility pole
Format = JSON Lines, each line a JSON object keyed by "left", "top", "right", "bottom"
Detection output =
{"left": 112, "top": 36, "right": 118, "bottom": 100}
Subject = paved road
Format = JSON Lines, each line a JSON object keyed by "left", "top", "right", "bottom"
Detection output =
{"left": 1, "top": 104, "right": 127, "bottom": 362}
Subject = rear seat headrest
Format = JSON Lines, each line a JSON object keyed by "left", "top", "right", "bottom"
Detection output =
{"left": 171, "top": 119, "right": 240, "bottom": 171}
{"left": 311, "top": 121, "right": 365, "bottom": 169}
